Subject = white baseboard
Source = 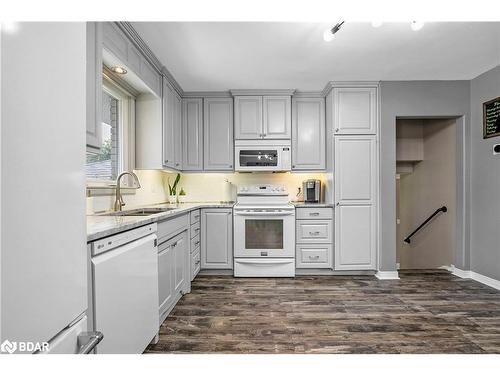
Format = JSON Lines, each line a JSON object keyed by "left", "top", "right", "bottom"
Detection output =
{"left": 375, "top": 271, "right": 400, "bottom": 280}
{"left": 451, "top": 265, "right": 500, "bottom": 291}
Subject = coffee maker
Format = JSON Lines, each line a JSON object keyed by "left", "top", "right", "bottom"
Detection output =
{"left": 303, "top": 179, "right": 321, "bottom": 203}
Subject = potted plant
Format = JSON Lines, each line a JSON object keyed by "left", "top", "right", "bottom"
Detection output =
{"left": 167, "top": 173, "right": 180, "bottom": 204}
{"left": 178, "top": 188, "right": 187, "bottom": 203}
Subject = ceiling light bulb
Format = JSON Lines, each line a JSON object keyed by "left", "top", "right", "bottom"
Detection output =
{"left": 111, "top": 66, "right": 127, "bottom": 74}
{"left": 371, "top": 21, "right": 383, "bottom": 28}
{"left": 410, "top": 21, "right": 424, "bottom": 31}
{"left": 323, "top": 28, "right": 334, "bottom": 42}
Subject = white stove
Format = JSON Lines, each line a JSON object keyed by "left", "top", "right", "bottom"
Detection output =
{"left": 233, "top": 184, "right": 295, "bottom": 277}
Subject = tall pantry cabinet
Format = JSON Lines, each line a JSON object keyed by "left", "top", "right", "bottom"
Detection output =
{"left": 329, "top": 85, "right": 378, "bottom": 270}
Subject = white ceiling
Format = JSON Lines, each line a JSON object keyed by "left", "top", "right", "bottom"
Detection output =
{"left": 132, "top": 22, "right": 500, "bottom": 91}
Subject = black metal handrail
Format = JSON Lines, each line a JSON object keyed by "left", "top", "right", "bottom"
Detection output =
{"left": 403, "top": 206, "right": 448, "bottom": 244}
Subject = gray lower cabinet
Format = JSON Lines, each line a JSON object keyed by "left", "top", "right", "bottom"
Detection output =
{"left": 295, "top": 207, "right": 333, "bottom": 269}
{"left": 291, "top": 97, "right": 326, "bottom": 170}
{"left": 201, "top": 208, "right": 233, "bottom": 269}
{"left": 203, "top": 98, "right": 234, "bottom": 171}
{"left": 157, "top": 214, "right": 190, "bottom": 325}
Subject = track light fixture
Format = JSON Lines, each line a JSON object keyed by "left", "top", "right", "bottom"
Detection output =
{"left": 323, "top": 21, "right": 345, "bottom": 42}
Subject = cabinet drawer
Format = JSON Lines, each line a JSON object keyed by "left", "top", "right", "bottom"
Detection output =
{"left": 296, "top": 244, "right": 332, "bottom": 268}
{"left": 190, "top": 209, "right": 201, "bottom": 224}
{"left": 191, "top": 234, "right": 200, "bottom": 253}
{"left": 296, "top": 220, "right": 332, "bottom": 243}
{"left": 296, "top": 207, "right": 333, "bottom": 220}
{"left": 157, "top": 214, "right": 188, "bottom": 244}
{"left": 190, "top": 220, "right": 200, "bottom": 238}
{"left": 191, "top": 249, "right": 201, "bottom": 280}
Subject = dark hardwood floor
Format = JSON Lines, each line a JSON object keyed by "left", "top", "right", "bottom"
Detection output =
{"left": 145, "top": 270, "right": 500, "bottom": 354}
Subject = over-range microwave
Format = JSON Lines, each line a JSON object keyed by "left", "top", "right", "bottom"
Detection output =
{"left": 234, "top": 140, "right": 291, "bottom": 172}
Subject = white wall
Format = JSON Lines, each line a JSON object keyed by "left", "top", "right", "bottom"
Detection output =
{"left": 469, "top": 65, "right": 500, "bottom": 281}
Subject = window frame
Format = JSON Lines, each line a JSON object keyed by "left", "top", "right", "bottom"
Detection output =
{"left": 86, "top": 75, "right": 136, "bottom": 188}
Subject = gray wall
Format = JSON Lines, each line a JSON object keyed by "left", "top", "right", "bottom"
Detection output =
{"left": 469, "top": 65, "right": 500, "bottom": 280}
{"left": 379, "top": 81, "right": 471, "bottom": 271}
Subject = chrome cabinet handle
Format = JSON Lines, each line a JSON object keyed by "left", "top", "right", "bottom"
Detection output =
{"left": 77, "top": 331, "right": 103, "bottom": 354}
{"left": 194, "top": 228, "right": 200, "bottom": 232}
{"left": 309, "top": 212, "right": 320, "bottom": 216}
{"left": 195, "top": 260, "right": 200, "bottom": 265}
{"left": 195, "top": 241, "right": 200, "bottom": 246}
{"left": 309, "top": 231, "right": 321, "bottom": 235}
{"left": 309, "top": 255, "right": 320, "bottom": 259}
{"left": 335, "top": 128, "right": 339, "bottom": 132}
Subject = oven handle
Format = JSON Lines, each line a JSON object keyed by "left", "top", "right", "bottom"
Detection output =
{"left": 235, "top": 259, "right": 294, "bottom": 265}
{"left": 234, "top": 211, "right": 295, "bottom": 217}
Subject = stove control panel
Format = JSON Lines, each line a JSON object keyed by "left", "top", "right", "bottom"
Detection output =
{"left": 237, "top": 184, "right": 287, "bottom": 195}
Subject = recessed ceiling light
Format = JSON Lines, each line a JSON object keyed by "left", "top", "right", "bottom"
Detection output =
{"left": 111, "top": 66, "right": 127, "bottom": 74}
{"left": 323, "top": 21, "right": 345, "bottom": 42}
{"left": 410, "top": 21, "right": 424, "bottom": 31}
{"left": 371, "top": 21, "right": 383, "bottom": 28}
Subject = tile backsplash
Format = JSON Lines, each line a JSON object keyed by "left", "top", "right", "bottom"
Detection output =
{"left": 87, "top": 170, "right": 331, "bottom": 214}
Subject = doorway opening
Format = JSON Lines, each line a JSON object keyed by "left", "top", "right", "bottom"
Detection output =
{"left": 396, "top": 118, "right": 457, "bottom": 270}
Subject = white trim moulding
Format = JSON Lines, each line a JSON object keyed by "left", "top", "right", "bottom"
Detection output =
{"left": 375, "top": 271, "right": 400, "bottom": 280}
{"left": 183, "top": 91, "right": 232, "bottom": 98}
{"left": 321, "top": 81, "right": 381, "bottom": 97}
{"left": 230, "top": 89, "right": 296, "bottom": 96}
{"left": 452, "top": 266, "right": 500, "bottom": 291}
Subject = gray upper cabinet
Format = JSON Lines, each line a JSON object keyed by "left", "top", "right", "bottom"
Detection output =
{"left": 182, "top": 98, "right": 203, "bottom": 171}
{"left": 86, "top": 22, "right": 102, "bottom": 151}
{"left": 291, "top": 97, "right": 326, "bottom": 170}
{"left": 173, "top": 92, "right": 183, "bottom": 170}
{"left": 234, "top": 95, "right": 291, "bottom": 139}
{"left": 333, "top": 87, "right": 377, "bottom": 135}
{"left": 263, "top": 96, "right": 291, "bottom": 139}
{"left": 203, "top": 98, "right": 234, "bottom": 171}
{"left": 234, "top": 96, "right": 262, "bottom": 139}
{"left": 162, "top": 81, "right": 176, "bottom": 169}
{"left": 102, "top": 22, "right": 161, "bottom": 97}
{"left": 162, "top": 82, "right": 182, "bottom": 171}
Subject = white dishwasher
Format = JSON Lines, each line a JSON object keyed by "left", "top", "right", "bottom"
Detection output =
{"left": 90, "top": 223, "right": 159, "bottom": 354}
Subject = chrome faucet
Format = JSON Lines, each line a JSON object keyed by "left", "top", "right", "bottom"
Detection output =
{"left": 114, "top": 171, "right": 141, "bottom": 211}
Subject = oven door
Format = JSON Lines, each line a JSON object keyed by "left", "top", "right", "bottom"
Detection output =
{"left": 233, "top": 209, "right": 295, "bottom": 257}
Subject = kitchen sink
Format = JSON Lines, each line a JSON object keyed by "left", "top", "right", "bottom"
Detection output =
{"left": 101, "top": 207, "right": 176, "bottom": 217}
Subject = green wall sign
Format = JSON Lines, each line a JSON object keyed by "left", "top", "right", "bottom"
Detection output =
{"left": 483, "top": 96, "right": 500, "bottom": 139}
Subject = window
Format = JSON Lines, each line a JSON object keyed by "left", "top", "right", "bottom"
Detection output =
{"left": 86, "top": 77, "right": 135, "bottom": 185}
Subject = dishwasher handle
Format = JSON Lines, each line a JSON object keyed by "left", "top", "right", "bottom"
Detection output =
{"left": 77, "top": 331, "right": 103, "bottom": 354}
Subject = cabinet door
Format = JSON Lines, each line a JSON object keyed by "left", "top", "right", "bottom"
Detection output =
{"left": 201, "top": 209, "right": 233, "bottom": 269}
{"left": 158, "top": 242, "right": 174, "bottom": 315}
{"left": 162, "top": 81, "right": 175, "bottom": 169}
{"left": 203, "top": 98, "right": 234, "bottom": 171}
{"left": 234, "top": 96, "right": 263, "bottom": 139}
{"left": 334, "top": 87, "right": 377, "bottom": 135}
{"left": 334, "top": 136, "right": 376, "bottom": 204}
{"left": 173, "top": 92, "right": 183, "bottom": 170}
{"left": 335, "top": 204, "right": 376, "bottom": 270}
{"left": 263, "top": 96, "right": 291, "bottom": 139}
{"left": 291, "top": 97, "right": 325, "bottom": 170}
{"left": 173, "top": 231, "right": 187, "bottom": 294}
{"left": 86, "top": 22, "right": 102, "bottom": 150}
{"left": 182, "top": 98, "right": 203, "bottom": 170}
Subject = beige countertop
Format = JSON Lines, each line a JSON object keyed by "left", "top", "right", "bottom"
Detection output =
{"left": 87, "top": 202, "right": 234, "bottom": 242}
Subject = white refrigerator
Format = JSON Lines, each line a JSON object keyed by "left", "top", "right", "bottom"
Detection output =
{"left": 1, "top": 22, "right": 98, "bottom": 353}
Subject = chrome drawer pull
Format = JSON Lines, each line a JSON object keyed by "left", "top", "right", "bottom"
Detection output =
{"left": 309, "top": 255, "right": 320, "bottom": 260}
{"left": 309, "top": 212, "right": 320, "bottom": 216}
{"left": 309, "top": 231, "right": 321, "bottom": 235}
